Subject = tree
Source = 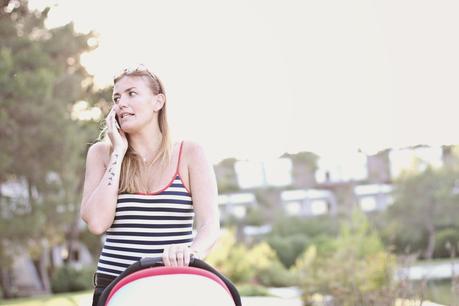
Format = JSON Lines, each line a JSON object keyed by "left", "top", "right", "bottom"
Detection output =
{"left": 296, "top": 210, "right": 396, "bottom": 306}
{"left": 383, "top": 166, "right": 459, "bottom": 259}
{"left": 0, "top": 0, "right": 105, "bottom": 297}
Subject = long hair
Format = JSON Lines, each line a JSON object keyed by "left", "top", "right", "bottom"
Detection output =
{"left": 97, "top": 68, "right": 173, "bottom": 194}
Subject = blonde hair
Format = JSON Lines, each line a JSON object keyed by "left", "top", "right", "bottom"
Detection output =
{"left": 97, "top": 68, "right": 173, "bottom": 194}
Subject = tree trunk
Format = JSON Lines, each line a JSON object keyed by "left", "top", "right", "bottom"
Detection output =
{"left": 32, "top": 243, "right": 51, "bottom": 294}
{"left": 424, "top": 221, "right": 436, "bottom": 260}
{"left": 39, "top": 243, "right": 51, "bottom": 293}
{"left": 0, "top": 266, "right": 16, "bottom": 299}
{"left": 424, "top": 198, "right": 437, "bottom": 260}
{"left": 66, "top": 214, "right": 81, "bottom": 263}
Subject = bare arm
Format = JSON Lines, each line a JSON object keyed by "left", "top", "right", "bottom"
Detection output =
{"left": 187, "top": 141, "right": 221, "bottom": 259}
{"left": 80, "top": 142, "right": 125, "bottom": 235}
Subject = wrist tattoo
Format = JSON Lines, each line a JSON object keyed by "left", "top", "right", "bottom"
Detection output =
{"left": 107, "top": 153, "right": 119, "bottom": 186}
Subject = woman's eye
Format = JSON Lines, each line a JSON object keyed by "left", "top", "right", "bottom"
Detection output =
{"left": 113, "top": 97, "right": 119, "bottom": 103}
{"left": 129, "top": 91, "right": 137, "bottom": 96}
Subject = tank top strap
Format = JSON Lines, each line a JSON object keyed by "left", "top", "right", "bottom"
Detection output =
{"left": 175, "top": 140, "right": 185, "bottom": 175}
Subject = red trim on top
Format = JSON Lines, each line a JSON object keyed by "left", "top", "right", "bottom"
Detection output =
{"left": 105, "top": 266, "right": 232, "bottom": 305}
{"left": 175, "top": 140, "right": 184, "bottom": 175}
{"left": 133, "top": 141, "right": 191, "bottom": 196}
{"left": 176, "top": 140, "right": 192, "bottom": 195}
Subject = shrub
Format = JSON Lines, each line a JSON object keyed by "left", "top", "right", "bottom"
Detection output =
{"left": 295, "top": 210, "right": 396, "bottom": 306}
{"left": 207, "top": 228, "right": 300, "bottom": 287}
{"left": 267, "top": 234, "right": 309, "bottom": 268}
{"left": 237, "top": 283, "right": 271, "bottom": 296}
{"left": 434, "top": 227, "right": 459, "bottom": 258}
{"left": 51, "top": 264, "right": 94, "bottom": 293}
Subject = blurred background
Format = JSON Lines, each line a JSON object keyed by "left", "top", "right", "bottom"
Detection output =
{"left": 0, "top": 0, "right": 458, "bottom": 305}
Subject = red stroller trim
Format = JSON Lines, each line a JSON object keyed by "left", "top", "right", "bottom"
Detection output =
{"left": 97, "top": 257, "right": 241, "bottom": 306}
{"left": 106, "top": 266, "right": 231, "bottom": 304}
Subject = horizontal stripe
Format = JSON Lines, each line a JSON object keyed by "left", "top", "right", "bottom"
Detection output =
{"left": 118, "top": 198, "right": 192, "bottom": 205}
{"left": 107, "top": 227, "right": 193, "bottom": 233}
{"left": 106, "top": 238, "right": 193, "bottom": 245}
{"left": 109, "top": 223, "right": 193, "bottom": 229}
{"left": 118, "top": 190, "right": 191, "bottom": 198}
{"left": 103, "top": 245, "right": 165, "bottom": 253}
{"left": 101, "top": 248, "right": 163, "bottom": 257}
{"left": 115, "top": 211, "right": 194, "bottom": 220}
{"left": 99, "top": 256, "right": 136, "bottom": 267}
{"left": 116, "top": 207, "right": 194, "bottom": 213}
{"left": 116, "top": 202, "right": 193, "bottom": 209}
{"left": 96, "top": 266, "right": 123, "bottom": 275}
{"left": 114, "top": 215, "right": 193, "bottom": 221}
{"left": 106, "top": 231, "right": 193, "bottom": 237}
{"left": 98, "top": 260, "right": 129, "bottom": 270}
{"left": 115, "top": 211, "right": 194, "bottom": 217}
{"left": 117, "top": 192, "right": 193, "bottom": 204}
{"left": 101, "top": 252, "right": 141, "bottom": 261}
{"left": 98, "top": 262, "right": 126, "bottom": 270}
{"left": 104, "top": 234, "right": 193, "bottom": 242}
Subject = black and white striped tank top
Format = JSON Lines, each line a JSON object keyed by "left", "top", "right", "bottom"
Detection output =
{"left": 96, "top": 141, "right": 194, "bottom": 277}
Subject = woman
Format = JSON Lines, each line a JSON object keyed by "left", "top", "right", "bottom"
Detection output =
{"left": 79, "top": 64, "right": 221, "bottom": 306}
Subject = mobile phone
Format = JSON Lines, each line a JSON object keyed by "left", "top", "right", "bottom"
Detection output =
{"left": 115, "top": 113, "right": 121, "bottom": 130}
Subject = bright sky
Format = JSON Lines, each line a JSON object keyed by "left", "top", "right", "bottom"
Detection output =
{"left": 30, "top": 0, "right": 459, "bottom": 164}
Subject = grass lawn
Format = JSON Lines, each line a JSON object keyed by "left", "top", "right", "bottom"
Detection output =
{"left": 0, "top": 290, "right": 93, "bottom": 306}
{"left": 423, "top": 279, "right": 458, "bottom": 306}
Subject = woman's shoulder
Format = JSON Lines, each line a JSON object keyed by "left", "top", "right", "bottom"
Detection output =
{"left": 87, "top": 141, "right": 111, "bottom": 169}
{"left": 180, "top": 139, "right": 205, "bottom": 157}
{"left": 180, "top": 139, "right": 211, "bottom": 166}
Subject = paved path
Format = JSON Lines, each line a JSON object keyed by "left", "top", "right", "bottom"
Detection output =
{"left": 397, "top": 260, "right": 459, "bottom": 280}
{"left": 242, "top": 297, "right": 302, "bottom": 306}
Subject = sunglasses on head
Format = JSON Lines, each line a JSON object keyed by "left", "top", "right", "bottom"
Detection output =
{"left": 114, "top": 64, "right": 164, "bottom": 94}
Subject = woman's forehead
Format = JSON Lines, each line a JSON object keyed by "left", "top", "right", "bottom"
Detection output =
{"left": 113, "top": 76, "right": 148, "bottom": 95}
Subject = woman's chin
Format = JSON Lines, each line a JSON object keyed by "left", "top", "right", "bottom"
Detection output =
{"left": 120, "top": 122, "right": 141, "bottom": 133}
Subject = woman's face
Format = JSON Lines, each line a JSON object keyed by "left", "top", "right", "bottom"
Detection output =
{"left": 112, "top": 76, "right": 161, "bottom": 133}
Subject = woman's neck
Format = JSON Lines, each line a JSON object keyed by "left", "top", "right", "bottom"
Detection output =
{"left": 127, "top": 128, "right": 163, "bottom": 163}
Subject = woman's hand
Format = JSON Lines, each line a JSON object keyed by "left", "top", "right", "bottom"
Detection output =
{"left": 106, "top": 106, "right": 128, "bottom": 154}
{"left": 162, "top": 244, "right": 193, "bottom": 267}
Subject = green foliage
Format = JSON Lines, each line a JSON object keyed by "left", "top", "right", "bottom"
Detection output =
{"left": 79, "top": 229, "right": 103, "bottom": 258}
{"left": 244, "top": 206, "right": 265, "bottom": 226}
{"left": 266, "top": 234, "right": 309, "bottom": 268}
{"left": 270, "top": 215, "right": 339, "bottom": 238}
{"left": 206, "top": 228, "right": 298, "bottom": 287}
{"left": 382, "top": 167, "right": 459, "bottom": 259}
{"left": 266, "top": 215, "right": 339, "bottom": 268}
{"left": 255, "top": 260, "right": 298, "bottom": 287}
{"left": 0, "top": 0, "right": 109, "bottom": 296}
{"left": 50, "top": 265, "right": 94, "bottom": 293}
{"left": 296, "top": 210, "right": 396, "bottom": 306}
{"left": 434, "top": 227, "right": 459, "bottom": 258}
{"left": 237, "top": 284, "right": 271, "bottom": 296}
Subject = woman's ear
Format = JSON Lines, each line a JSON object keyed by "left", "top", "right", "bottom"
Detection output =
{"left": 153, "top": 94, "right": 166, "bottom": 112}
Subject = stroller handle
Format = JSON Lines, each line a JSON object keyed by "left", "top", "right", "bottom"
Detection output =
{"left": 139, "top": 255, "right": 196, "bottom": 267}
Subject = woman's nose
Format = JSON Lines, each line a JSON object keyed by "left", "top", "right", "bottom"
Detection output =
{"left": 117, "top": 94, "right": 129, "bottom": 107}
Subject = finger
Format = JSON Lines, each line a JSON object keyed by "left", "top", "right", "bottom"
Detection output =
{"left": 107, "top": 109, "right": 116, "bottom": 131}
{"left": 106, "top": 107, "right": 113, "bottom": 119}
{"left": 184, "top": 246, "right": 191, "bottom": 266}
{"left": 176, "top": 247, "right": 184, "bottom": 266}
{"left": 106, "top": 113, "right": 113, "bottom": 133}
{"left": 110, "top": 112, "right": 121, "bottom": 135}
{"left": 162, "top": 246, "right": 170, "bottom": 267}
{"left": 111, "top": 111, "right": 119, "bottom": 130}
{"left": 114, "top": 115, "right": 121, "bottom": 130}
{"left": 169, "top": 245, "right": 177, "bottom": 267}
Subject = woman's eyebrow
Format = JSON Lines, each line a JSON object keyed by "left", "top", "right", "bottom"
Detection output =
{"left": 113, "top": 86, "right": 137, "bottom": 96}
